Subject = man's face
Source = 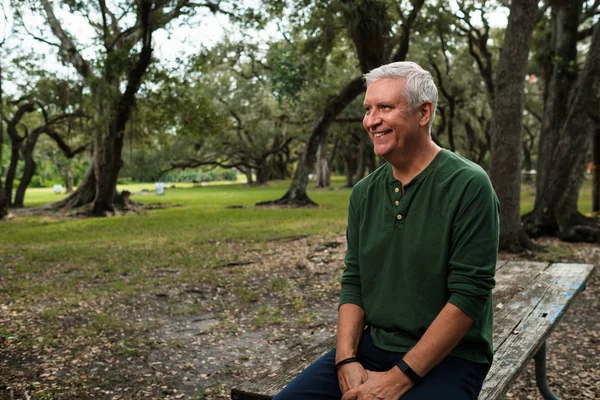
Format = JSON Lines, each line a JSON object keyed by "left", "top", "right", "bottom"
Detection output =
{"left": 362, "top": 78, "right": 424, "bottom": 159}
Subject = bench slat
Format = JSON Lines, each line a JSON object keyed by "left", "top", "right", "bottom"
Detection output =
{"left": 492, "top": 261, "right": 549, "bottom": 347}
{"left": 231, "top": 262, "right": 594, "bottom": 400}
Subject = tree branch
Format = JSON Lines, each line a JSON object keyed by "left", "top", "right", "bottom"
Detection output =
{"left": 98, "top": 0, "right": 111, "bottom": 50}
{"left": 40, "top": 0, "right": 92, "bottom": 80}
{"left": 525, "top": 103, "right": 543, "bottom": 122}
{"left": 113, "top": 0, "right": 154, "bottom": 137}
{"left": 15, "top": 8, "right": 61, "bottom": 49}
{"left": 579, "top": 26, "right": 595, "bottom": 41}
{"left": 582, "top": 0, "right": 600, "bottom": 22}
{"left": 43, "top": 126, "right": 90, "bottom": 158}
{"left": 390, "top": 0, "right": 425, "bottom": 62}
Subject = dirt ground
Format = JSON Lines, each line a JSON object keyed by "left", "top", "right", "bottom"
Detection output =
{"left": 1, "top": 235, "right": 598, "bottom": 400}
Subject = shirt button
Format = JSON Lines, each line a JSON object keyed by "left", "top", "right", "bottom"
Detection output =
{"left": 394, "top": 200, "right": 400, "bottom": 206}
{"left": 396, "top": 214, "right": 403, "bottom": 220}
{"left": 395, "top": 187, "right": 400, "bottom": 193}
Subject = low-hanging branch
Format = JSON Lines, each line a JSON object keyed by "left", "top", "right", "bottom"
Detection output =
{"left": 43, "top": 126, "right": 90, "bottom": 159}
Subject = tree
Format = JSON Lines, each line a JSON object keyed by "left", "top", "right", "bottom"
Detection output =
{"left": 523, "top": 1, "right": 600, "bottom": 242}
{"left": 260, "top": 0, "right": 426, "bottom": 206}
{"left": 2, "top": 97, "right": 36, "bottom": 206}
{"left": 1, "top": 72, "right": 90, "bottom": 208}
{"left": 154, "top": 41, "right": 298, "bottom": 184}
{"left": 14, "top": 116, "right": 88, "bottom": 207}
{"left": 488, "top": 0, "right": 539, "bottom": 252}
{"left": 14, "top": 0, "right": 250, "bottom": 216}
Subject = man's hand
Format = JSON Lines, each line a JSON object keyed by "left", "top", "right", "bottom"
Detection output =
{"left": 341, "top": 368, "right": 414, "bottom": 400}
{"left": 337, "top": 362, "right": 368, "bottom": 394}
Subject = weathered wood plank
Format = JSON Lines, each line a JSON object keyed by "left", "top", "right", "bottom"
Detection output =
{"left": 492, "top": 261, "right": 549, "bottom": 347}
{"left": 479, "top": 263, "right": 595, "bottom": 400}
{"left": 492, "top": 261, "right": 547, "bottom": 307}
{"left": 231, "top": 262, "right": 595, "bottom": 400}
{"left": 494, "top": 259, "right": 509, "bottom": 273}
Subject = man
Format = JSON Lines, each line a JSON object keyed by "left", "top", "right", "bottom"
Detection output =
{"left": 274, "top": 61, "right": 499, "bottom": 399}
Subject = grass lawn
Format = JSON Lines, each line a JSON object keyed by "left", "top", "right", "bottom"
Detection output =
{"left": 3, "top": 175, "right": 594, "bottom": 302}
{"left": 2, "top": 179, "right": 352, "bottom": 300}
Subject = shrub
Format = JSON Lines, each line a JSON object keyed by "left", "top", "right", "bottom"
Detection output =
{"left": 222, "top": 170, "right": 238, "bottom": 181}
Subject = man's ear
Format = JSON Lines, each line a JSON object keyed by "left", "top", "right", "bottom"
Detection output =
{"left": 419, "top": 102, "right": 434, "bottom": 127}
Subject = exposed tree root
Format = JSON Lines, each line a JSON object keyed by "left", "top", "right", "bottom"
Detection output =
{"left": 522, "top": 210, "right": 559, "bottom": 238}
{"left": 34, "top": 190, "right": 141, "bottom": 217}
{"left": 524, "top": 210, "right": 600, "bottom": 243}
{"left": 558, "top": 213, "right": 600, "bottom": 243}
{"left": 256, "top": 192, "right": 318, "bottom": 207}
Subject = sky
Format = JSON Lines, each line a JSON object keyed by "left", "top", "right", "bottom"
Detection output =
{"left": 0, "top": 1, "right": 508, "bottom": 96}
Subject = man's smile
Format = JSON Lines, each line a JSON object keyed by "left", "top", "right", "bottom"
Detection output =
{"left": 373, "top": 130, "right": 392, "bottom": 138}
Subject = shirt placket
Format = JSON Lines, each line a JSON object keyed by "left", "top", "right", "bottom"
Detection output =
{"left": 393, "top": 185, "right": 406, "bottom": 230}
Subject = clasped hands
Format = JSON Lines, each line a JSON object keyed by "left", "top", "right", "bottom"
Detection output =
{"left": 338, "top": 361, "right": 414, "bottom": 400}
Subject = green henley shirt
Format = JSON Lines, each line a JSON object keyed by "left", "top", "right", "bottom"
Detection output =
{"left": 339, "top": 149, "right": 499, "bottom": 367}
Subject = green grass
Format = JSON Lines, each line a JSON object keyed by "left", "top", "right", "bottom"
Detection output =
{"left": 1, "top": 176, "right": 595, "bottom": 307}
{"left": 0, "top": 179, "right": 351, "bottom": 305}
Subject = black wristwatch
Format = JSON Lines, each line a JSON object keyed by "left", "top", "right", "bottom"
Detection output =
{"left": 396, "top": 358, "right": 423, "bottom": 385}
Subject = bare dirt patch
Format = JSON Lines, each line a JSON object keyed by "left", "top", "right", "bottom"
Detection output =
{"left": 1, "top": 236, "right": 598, "bottom": 399}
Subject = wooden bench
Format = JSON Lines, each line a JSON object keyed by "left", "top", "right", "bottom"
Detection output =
{"left": 231, "top": 261, "right": 595, "bottom": 400}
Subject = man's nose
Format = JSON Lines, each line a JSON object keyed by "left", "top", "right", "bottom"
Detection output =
{"left": 363, "top": 112, "right": 381, "bottom": 130}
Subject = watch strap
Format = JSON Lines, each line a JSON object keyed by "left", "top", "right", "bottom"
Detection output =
{"left": 396, "top": 358, "right": 423, "bottom": 385}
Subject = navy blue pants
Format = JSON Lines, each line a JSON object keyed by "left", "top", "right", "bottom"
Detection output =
{"left": 274, "top": 328, "right": 487, "bottom": 400}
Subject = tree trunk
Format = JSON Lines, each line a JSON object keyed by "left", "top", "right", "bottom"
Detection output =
{"left": 45, "top": 163, "right": 96, "bottom": 210}
{"left": 534, "top": 3, "right": 580, "bottom": 209}
{"left": 524, "top": 14, "right": 600, "bottom": 242}
{"left": 91, "top": 121, "right": 123, "bottom": 215}
{"left": 447, "top": 100, "right": 456, "bottom": 152}
{"left": 353, "top": 139, "right": 366, "bottom": 184}
{"left": 65, "top": 162, "right": 74, "bottom": 193}
{"left": 316, "top": 132, "right": 331, "bottom": 188}
{"left": 5, "top": 141, "right": 22, "bottom": 206}
{"left": 343, "top": 156, "right": 354, "bottom": 188}
{"left": 365, "top": 143, "right": 375, "bottom": 174}
{"left": 3, "top": 102, "right": 34, "bottom": 206}
{"left": 593, "top": 125, "right": 599, "bottom": 213}
{"left": 522, "top": 126, "right": 535, "bottom": 182}
{"left": 489, "top": 0, "right": 538, "bottom": 252}
{"left": 258, "top": 77, "right": 365, "bottom": 206}
{"left": 14, "top": 128, "right": 43, "bottom": 207}
{"left": 244, "top": 168, "right": 254, "bottom": 185}
{"left": 269, "top": 151, "right": 290, "bottom": 180}
{"left": 255, "top": 161, "right": 270, "bottom": 185}
{"left": 0, "top": 184, "right": 6, "bottom": 219}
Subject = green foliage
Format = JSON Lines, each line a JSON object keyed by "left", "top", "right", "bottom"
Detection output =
{"left": 161, "top": 169, "right": 237, "bottom": 183}
{"left": 267, "top": 42, "right": 311, "bottom": 102}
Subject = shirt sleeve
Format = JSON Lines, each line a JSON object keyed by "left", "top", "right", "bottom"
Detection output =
{"left": 339, "top": 188, "right": 364, "bottom": 309}
{"left": 447, "top": 169, "right": 499, "bottom": 322}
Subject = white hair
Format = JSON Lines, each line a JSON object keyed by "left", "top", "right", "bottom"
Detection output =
{"left": 364, "top": 61, "right": 438, "bottom": 131}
